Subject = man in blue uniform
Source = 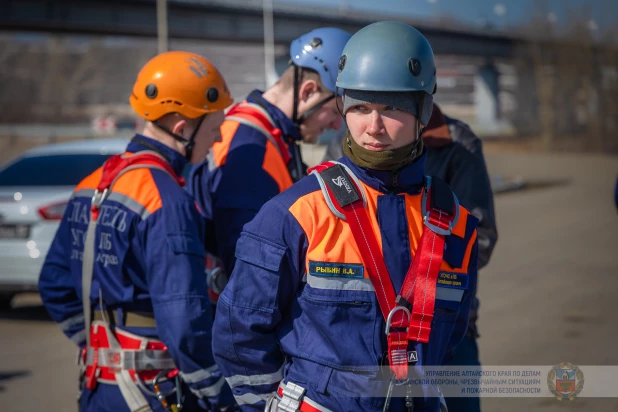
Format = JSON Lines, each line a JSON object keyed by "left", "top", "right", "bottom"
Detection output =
{"left": 39, "top": 52, "right": 235, "bottom": 411}
{"left": 212, "top": 21, "right": 479, "bottom": 411}
{"left": 189, "top": 28, "right": 351, "bottom": 280}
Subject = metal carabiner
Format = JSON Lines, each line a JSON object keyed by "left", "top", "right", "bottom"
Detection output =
{"left": 385, "top": 305, "right": 411, "bottom": 335}
{"left": 153, "top": 371, "right": 173, "bottom": 411}
{"left": 91, "top": 188, "right": 109, "bottom": 210}
{"left": 153, "top": 371, "right": 183, "bottom": 412}
{"left": 208, "top": 266, "right": 228, "bottom": 295}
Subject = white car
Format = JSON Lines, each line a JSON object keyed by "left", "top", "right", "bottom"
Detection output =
{"left": 0, "top": 138, "right": 129, "bottom": 308}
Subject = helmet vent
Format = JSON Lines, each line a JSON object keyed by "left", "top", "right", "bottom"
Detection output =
{"left": 309, "top": 37, "right": 323, "bottom": 48}
{"left": 145, "top": 84, "right": 158, "bottom": 99}
{"left": 206, "top": 87, "right": 219, "bottom": 103}
{"left": 408, "top": 58, "right": 422, "bottom": 77}
{"left": 338, "top": 55, "right": 346, "bottom": 72}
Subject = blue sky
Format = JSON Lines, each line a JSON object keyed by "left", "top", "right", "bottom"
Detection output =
{"left": 277, "top": 0, "right": 616, "bottom": 35}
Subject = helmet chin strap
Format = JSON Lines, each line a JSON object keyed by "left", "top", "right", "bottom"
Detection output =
{"left": 153, "top": 115, "right": 206, "bottom": 161}
{"left": 296, "top": 94, "right": 335, "bottom": 125}
{"left": 291, "top": 63, "right": 336, "bottom": 127}
{"left": 411, "top": 122, "right": 423, "bottom": 158}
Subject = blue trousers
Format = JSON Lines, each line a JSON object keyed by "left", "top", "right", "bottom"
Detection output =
{"left": 444, "top": 335, "right": 481, "bottom": 412}
{"left": 78, "top": 382, "right": 205, "bottom": 412}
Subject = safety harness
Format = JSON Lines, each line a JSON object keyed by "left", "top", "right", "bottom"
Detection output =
{"left": 276, "top": 161, "right": 458, "bottom": 411}
{"left": 81, "top": 151, "right": 185, "bottom": 412}
{"left": 267, "top": 381, "right": 333, "bottom": 412}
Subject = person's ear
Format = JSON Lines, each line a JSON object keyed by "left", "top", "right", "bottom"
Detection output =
{"left": 298, "top": 80, "right": 320, "bottom": 102}
{"left": 171, "top": 119, "right": 188, "bottom": 137}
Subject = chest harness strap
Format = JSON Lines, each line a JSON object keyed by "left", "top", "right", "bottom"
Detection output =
{"left": 308, "top": 161, "right": 459, "bottom": 384}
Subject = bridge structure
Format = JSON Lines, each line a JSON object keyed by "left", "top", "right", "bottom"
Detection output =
{"left": 1, "top": 0, "right": 521, "bottom": 57}
{"left": 0, "top": 0, "right": 589, "bottom": 136}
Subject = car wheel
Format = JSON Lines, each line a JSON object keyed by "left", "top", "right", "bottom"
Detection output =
{"left": 0, "top": 293, "right": 15, "bottom": 310}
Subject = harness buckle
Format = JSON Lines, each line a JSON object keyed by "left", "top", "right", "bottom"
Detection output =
{"left": 422, "top": 210, "right": 453, "bottom": 236}
{"left": 385, "top": 305, "right": 411, "bottom": 335}
{"left": 279, "top": 381, "right": 307, "bottom": 412}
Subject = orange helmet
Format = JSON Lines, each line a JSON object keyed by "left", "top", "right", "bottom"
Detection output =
{"left": 130, "top": 51, "right": 233, "bottom": 121}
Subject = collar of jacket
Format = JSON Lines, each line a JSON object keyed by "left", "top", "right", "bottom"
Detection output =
{"left": 421, "top": 103, "right": 452, "bottom": 149}
{"left": 247, "top": 90, "right": 303, "bottom": 142}
{"left": 339, "top": 149, "right": 427, "bottom": 195}
{"left": 127, "top": 134, "right": 187, "bottom": 177}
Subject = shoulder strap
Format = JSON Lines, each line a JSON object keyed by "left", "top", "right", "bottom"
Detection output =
{"left": 309, "top": 161, "right": 400, "bottom": 335}
{"left": 97, "top": 151, "right": 184, "bottom": 193}
{"left": 308, "top": 161, "right": 367, "bottom": 219}
{"left": 225, "top": 102, "right": 292, "bottom": 164}
{"left": 422, "top": 176, "right": 460, "bottom": 235}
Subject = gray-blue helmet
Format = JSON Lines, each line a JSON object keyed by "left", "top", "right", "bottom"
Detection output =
{"left": 290, "top": 27, "right": 352, "bottom": 94}
{"left": 336, "top": 21, "right": 436, "bottom": 124}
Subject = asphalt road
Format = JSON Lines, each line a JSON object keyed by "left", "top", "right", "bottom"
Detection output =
{"left": 0, "top": 151, "right": 616, "bottom": 411}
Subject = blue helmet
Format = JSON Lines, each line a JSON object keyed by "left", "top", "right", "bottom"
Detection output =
{"left": 290, "top": 27, "right": 352, "bottom": 94}
{"left": 336, "top": 21, "right": 436, "bottom": 95}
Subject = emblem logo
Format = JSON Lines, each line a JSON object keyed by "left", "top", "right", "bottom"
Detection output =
{"left": 547, "top": 362, "right": 584, "bottom": 400}
{"left": 186, "top": 57, "right": 208, "bottom": 78}
{"left": 332, "top": 176, "right": 352, "bottom": 193}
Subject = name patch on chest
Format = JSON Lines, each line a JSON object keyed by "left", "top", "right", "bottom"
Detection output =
{"left": 309, "top": 261, "right": 364, "bottom": 278}
{"left": 437, "top": 272, "right": 469, "bottom": 290}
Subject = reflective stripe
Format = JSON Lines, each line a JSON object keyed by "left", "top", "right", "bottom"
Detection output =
{"left": 310, "top": 161, "right": 368, "bottom": 221}
{"left": 241, "top": 102, "right": 277, "bottom": 125}
{"left": 106, "top": 192, "right": 151, "bottom": 220}
{"left": 58, "top": 313, "right": 84, "bottom": 332}
{"left": 307, "top": 274, "right": 464, "bottom": 302}
{"left": 188, "top": 375, "right": 226, "bottom": 398}
{"left": 71, "top": 188, "right": 96, "bottom": 200}
{"left": 234, "top": 392, "right": 272, "bottom": 406}
{"left": 179, "top": 364, "right": 219, "bottom": 384}
{"left": 435, "top": 287, "right": 464, "bottom": 302}
{"left": 226, "top": 364, "right": 284, "bottom": 388}
{"left": 207, "top": 150, "right": 217, "bottom": 172}
{"left": 311, "top": 170, "right": 345, "bottom": 220}
{"left": 70, "top": 189, "right": 150, "bottom": 220}
{"left": 70, "top": 329, "right": 87, "bottom": 345}
{"left": 306, "top": 273, "right": 374, "bottom": 292}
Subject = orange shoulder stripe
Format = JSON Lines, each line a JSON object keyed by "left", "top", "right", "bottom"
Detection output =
{"left": 213, "top": 120, "right": 240, "bottom": 167}
{"left": 262, "top": 142, "right": 293, "bottom": 193}
{"left": 75, "top": 167, "right": 103, "bottom": 191}
{"left": 110, "top": 168, "right": 163, "bottom": 215}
